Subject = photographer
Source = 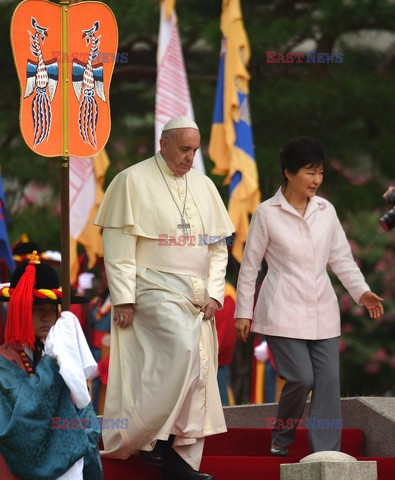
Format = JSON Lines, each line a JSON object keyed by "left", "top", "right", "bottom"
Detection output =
{"left": 380, "top": 186, "right": 395, "bottom": 231}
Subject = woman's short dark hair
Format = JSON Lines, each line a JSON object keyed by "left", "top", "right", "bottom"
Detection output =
{"left": 280, "top": 136, "right": 326, "bottom": 184}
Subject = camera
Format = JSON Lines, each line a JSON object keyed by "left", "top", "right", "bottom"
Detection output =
{"left": 379, "top": 191, "right": 395, "bottom": 232}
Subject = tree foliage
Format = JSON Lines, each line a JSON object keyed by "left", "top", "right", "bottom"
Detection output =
{"left": 335, "top": 211, "right": 395, "bottom": 396}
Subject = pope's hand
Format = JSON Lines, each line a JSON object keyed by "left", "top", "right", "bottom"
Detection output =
{"left": 201, "top": 298, "right": 220, "bottom": 320}
{"left": 234, "top": 318, "right": 251, "bottom": 343}
{"left": 359, "top": 291, "right": 384, "bottom": 319}
{"left": 113, "top": 304, "right": 134, "bottom": 328}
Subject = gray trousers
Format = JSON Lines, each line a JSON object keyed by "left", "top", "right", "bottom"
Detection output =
{"left": 265, "top": 335, "right": 341, "bottom": 453}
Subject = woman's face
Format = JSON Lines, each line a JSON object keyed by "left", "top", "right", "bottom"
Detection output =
{"left": 285, "top": 163, "right": 324, "bottom": 198}
{"left": 33, "top": 304, "right": 58, "bottom": 338}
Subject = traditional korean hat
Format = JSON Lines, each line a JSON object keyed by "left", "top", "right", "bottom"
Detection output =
{"left": 1, "top": 252, "right": 88, "bottom": 349}
{"left": 12, "top": 233, "right": 42, "bottom": 260}
{"left": 12, "top": 233, "right": 61, "bottom": 265}
{"left": 162, "top": 116, "right": 199, "bottom": 132}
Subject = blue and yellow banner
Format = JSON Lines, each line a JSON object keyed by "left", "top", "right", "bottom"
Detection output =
{"left": 0, "top": 174, "right": 15, "bottom": 274}
{"left": 209, "top": 0, "right": 260, "bottom": 262}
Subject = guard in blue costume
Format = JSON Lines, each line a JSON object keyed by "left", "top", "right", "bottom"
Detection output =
{"left": 0, "top": 254, "right": 103, "bottom": 480}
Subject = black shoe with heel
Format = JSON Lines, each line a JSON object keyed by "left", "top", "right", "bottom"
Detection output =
{"left": 138, "top": 439, "right": 167, "bottom": 467}
{"left": 162, "top": 445, "right": 214, "bottom": 480}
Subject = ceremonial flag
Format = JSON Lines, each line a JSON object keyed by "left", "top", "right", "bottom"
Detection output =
{"left": 155, "top": 0, "right": 205, "bottom": 173}
{"left": 209, "top": 0, "right": 260, "bottom": 262}
{"left": 11, "top": 0, "right": 118, "bottom": 158}
{"left": 70, "top": 149, "right": 110, "bottom": 283}
{"left": 0, "top": 174, "right": 16, "bottom": 274}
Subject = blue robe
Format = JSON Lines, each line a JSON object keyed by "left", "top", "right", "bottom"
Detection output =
{"left": 0, "top": 353, "right": 102, "bottom": 480}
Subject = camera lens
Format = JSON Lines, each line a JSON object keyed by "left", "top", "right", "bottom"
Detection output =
{"left": 379, "top": 208, "right": 395, "bottom": 232}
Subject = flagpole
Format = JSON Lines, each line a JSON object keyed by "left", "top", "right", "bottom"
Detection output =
{"left": 60, "top": 0, "right": 70, "bottom": 310}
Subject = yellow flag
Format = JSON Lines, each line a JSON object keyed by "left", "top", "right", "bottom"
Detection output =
{"left": 70, "top": 149, "right": 110, "bottom": 283}
{"left": 209, "top": 0, "right": 260, "bottom": 262}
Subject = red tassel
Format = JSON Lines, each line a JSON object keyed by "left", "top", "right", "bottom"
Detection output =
{"left": 5, "top": 262, "right": 36, "bottom": 350}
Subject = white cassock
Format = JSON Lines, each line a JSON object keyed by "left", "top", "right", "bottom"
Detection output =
{"left": 94, "top": 153, "right": 234, "bottom": 469}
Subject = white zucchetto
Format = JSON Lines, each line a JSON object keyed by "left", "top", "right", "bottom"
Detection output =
{"left": 162, "top": 116, "right": 199, "bottom": 132}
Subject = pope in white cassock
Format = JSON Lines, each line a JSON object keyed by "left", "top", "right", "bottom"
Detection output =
{"left": 94, "top": 116, "right": 234, "bottom": 480}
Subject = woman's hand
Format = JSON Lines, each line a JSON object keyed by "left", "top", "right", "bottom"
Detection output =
{"left": 234, "top": 318, "right": 252, "bottom": 343}
{"left": 359, "top": 291, "right": 384, "bottom": 319}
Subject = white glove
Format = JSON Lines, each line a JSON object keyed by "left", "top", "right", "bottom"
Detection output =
{"left": 77, "top": 272, "right": 95, "bottom": 293}
{"left": 254, "top": 340, "right": 269, "bottom": 363}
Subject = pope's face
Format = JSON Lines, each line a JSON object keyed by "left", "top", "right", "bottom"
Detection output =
{"left": 33, "top": 304, "right": 58, "bottom": 338}
{"left": 160, "top": 128, "right": 201, "bottom": 176}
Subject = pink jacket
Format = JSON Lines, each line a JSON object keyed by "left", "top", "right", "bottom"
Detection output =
{"left": 235, "top": 188, "right": 369, "bottom": 340}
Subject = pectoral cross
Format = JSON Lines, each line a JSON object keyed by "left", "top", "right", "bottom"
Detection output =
{"left": 177, "top": 216, "right": 190, "bottom": 237}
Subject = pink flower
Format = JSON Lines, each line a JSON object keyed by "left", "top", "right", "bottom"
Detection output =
{"left": 331, "top": 159, "right": 343, "bottom": 171}
{"left": 113, "top": 140, "right": 127, "bottom": 154}
{"left": 53, "top": 202, "right": 61, "bottom": 216}
{"left": 136, "top": 143, "right": 148, "bottom": 155}
{"left": 349, "top": 174, "right": 371, "bottom": 186}
{"left": 373, "top": 348, "right": 388, "bottom": 362}
{"left": 365, "top": 363, "right": 380, "bottom": 375}
{"left": 341, "top": 323, "right": 354, "bottom": 334}
{"left": 340, "top": 294, "right": 352, "bottom": 313}
{"left": 383, "top": 289, "right": 394, "bottom": 299}
{"left": 338, "top": 340, "right": 348, "bottom": 353}
{"left": 374, "top": 260, "right": 387, "bottom": 273}
{"left": 317, "top": 202, "right": 327, "bottom": 211}
{"left": 352, "top": 305, "right": 365, "bottom": 317}
{"left": 348, "top": 240, "right": 359, "bottom": 254}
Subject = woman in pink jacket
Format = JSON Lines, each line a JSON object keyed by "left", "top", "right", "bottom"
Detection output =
{"left": 234, "top": 136, "right": 383, "bottom": 455}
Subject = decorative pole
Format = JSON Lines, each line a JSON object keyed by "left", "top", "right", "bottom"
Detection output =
{"left": 60, "top": 0, "right": 70, "bottom": 310}
{"left": 11, "top": 0, "right": 117, "bottom": 311}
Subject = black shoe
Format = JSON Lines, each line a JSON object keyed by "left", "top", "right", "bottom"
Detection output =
{"left": 139, "top": 440, "right": 166, "bottom": 467}
{"left": 163, "top": 469, "right": 214, "bottom": 480}
{"left": 163, "top": 446, "right": 214, "bottom": 479}
{"left": 270, "top": 443, "right": 289, "bottom": 457}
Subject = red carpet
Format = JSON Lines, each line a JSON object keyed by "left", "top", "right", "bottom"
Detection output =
{"left": 101, "top": 428, "right": 395, "bottom": 479}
